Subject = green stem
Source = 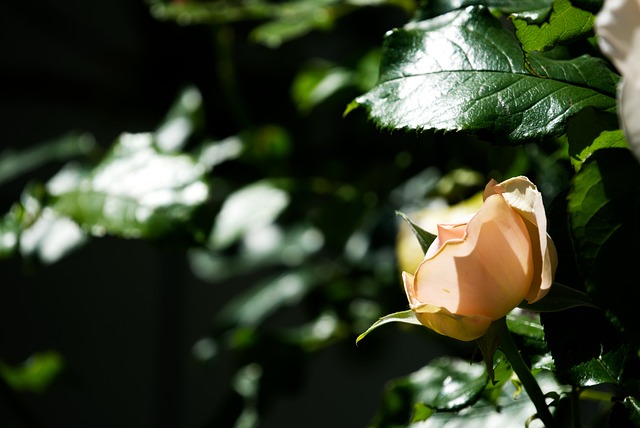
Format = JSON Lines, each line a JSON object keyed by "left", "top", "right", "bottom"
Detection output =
{"left": 500, "top": 322, "right": 557, "bottom": 428}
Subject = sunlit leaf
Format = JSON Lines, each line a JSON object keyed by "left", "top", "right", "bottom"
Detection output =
{"left": 50, "top": 133, "right": 209, "bottom": 239}
{"left": 356, "top": 310, "right": 422, "bottom": 345}
{"left": 566, "top": 346, "right": 628, "bottom": 387}
{"left": 513, "top": 0, "right": 595, "bottom": 53}
{"left": 350, "top": 6, "right": 618, "bottom": 142}
{"left": 398, "top": 371, "right": 563, "bottom": 427}
{"left": 0, "top": 351, "right": 64, "bottom": 393}
{"left": 371, "top": 356, "right": 488, "bottom": 426}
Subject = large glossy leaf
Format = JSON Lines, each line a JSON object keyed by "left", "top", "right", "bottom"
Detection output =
{"left": 50, "top": 133, "right": 210, "bottom": 239}
{"left": 350, "top": 6, "right": 618, "bottom": 142}
{"left": 568, "top": 148, "right": 640, "bottom": 338}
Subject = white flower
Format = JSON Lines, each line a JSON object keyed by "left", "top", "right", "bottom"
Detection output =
{"left": 596, "top": 0, "right": 640, "bottom": 159}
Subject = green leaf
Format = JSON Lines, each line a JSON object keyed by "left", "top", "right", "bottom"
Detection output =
{"left": 513, "top": 0, "right": 595, "bottom": 53}
{"left": 351, "top": 6, "right": 618, "bottom": 142}
{"left": 0, "top": 351, "right": 64, "bottom": 393}
{"left": 568, "top": 148, "right": 640, "bottom": 338}
{"left": 566, "top": 346, "right": 628, "bottom": 387}
{"left": 50, "top": 133, "right": 210, "bottom": 239}
{"left": 418, "top": 0, "right": 554, "bottom": 20}
{"left": 623, "top": 397, "right": 640, "bottom": 426}
{"left": 355, "top": 310, "right": 422, "bottom": 345}
{"left": 396, "top": 211, "right": 437, "bottom": 254}
{"left": 506, "top": 309, "right": 545, "bottom": 340}
{"left": 518, "top": 282, "right": 597, "bottom": 312}
{"left": 406, "top": 371, "right": 563, "bottom": 427}
{"left": 566, "top": 108, "right": 627, "bottom": 171}
{"left": 292, "top": 64, "right": 355, "bottom": 113}
{"left": 378, "top": 357, "right": 488, "bottom": 420}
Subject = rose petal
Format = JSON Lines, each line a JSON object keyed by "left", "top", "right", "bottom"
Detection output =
{"left": 423, "top": 223, "right": 466, "bottom": 259}
{"left": 412, "top": 194, "right": 533, "bottom": 319}
{"left": 486, "top": 176, "right": 557, "bottom": 303}
{"left": 403, "top": 272, "right": 492, "bottom": 341}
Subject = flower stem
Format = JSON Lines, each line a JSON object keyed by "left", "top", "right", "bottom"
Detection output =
{"left": 500, "top": 322, "right": 557, "bottom": 428}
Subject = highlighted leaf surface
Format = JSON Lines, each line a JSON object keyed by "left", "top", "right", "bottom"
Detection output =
{"left": 353, "top": 6, "right": 618, "bottom": 143}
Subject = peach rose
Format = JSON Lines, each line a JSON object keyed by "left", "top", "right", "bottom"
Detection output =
{"left": 402, "top": 177, "right": 557, "bottom": 341}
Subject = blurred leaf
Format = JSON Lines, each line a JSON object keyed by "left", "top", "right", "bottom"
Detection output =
{"left": 215, "top": 270, "right": 317, "bottom": 329}
{"left": 0, "top": 351, "right": 64, "bottom": 394}
{"left": 350, "top": 7, "right": 618, "bottom": 142}
{"left": 282, "top": 311, "right": 346, "bottom": 351}
{"left": 0, "top": 133, "right": 96, "bottom": 186}
{"left": 513, "top": 0, "right": 595, "bottom": 53}
{"left": 155, "top": 86, "right": 203, "bottom": 152}
{"left": 355, "top": 309, "right": 422, "bottom": 345}
{"left": 149, "top": 0, "right": 343, "bottom": 46}
{"left": 50, "top": 133, "right": 209, "bottom": 239}
{"left": 250, "top": 0, "right": 336, "bottom": 48}
{"left": 19, "top": 207, "right": 87, "bottom": 264}
{"left": 517, "top": 282, "right": 597, "bottom": 312}
{"left": 396, "top": 211, "right": 437, "bottom": 255}
{"left": 292, "top": 63, "right": 354, "bottom": 113}
{"left": 506, "top": 309, "right": 545, "bottom": 341}
{"left": 0, "top": 184, "right": 47, "bottom": 259}
{"left": 0, "top": 206, "right": 23, "bottom": 258}
{"left": 566, "top": 345, "right": 628, "bottom": 387}
{"left": 194, "top": 135, "right": 245, "bottom": 171}
{"left": 209, "top": 180, "right": 289, "bottom": 250}
{"left": 568, "top": 148, "right": 640, "bottom": 339}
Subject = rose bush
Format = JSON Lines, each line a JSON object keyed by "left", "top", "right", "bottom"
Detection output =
{"left": 401, "top": 176, "right": 557, "bottom": 341}
{"left": 596, "top": 0, "right": 640, "bottom": 159}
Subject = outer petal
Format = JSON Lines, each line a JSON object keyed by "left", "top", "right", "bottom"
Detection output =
{"left": 486, "top": 176, "right": 557, "bottom": 303}
{"left": 402, "top": 272, "right": 492, "bottom": 341}
{"left": 412, "top": 194, "right": 533, "bottom": 319}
